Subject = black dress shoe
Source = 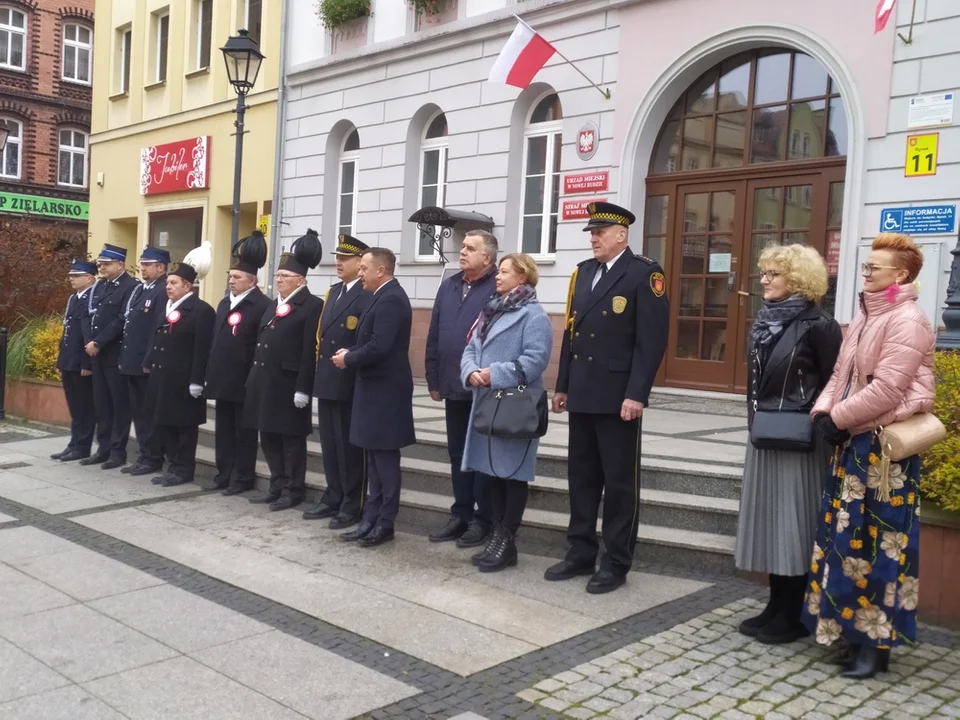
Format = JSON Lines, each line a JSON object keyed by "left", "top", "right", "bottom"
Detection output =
{"left": 151, "top": 473, "right": 177, "bottom": 485}
{"left": 269, "top": 496, "right": 302, "bottom": 511}
{"left": 202, "top": 482, "right": 229, "bottom": 492}
{"left": 544, "top": 560, "right": 596, "bottom": 582}
{"left": 50, "top": 448, "right": 70, "bottom": 460}
{"left": 342, "top": 519, "right": 375, "bottom": 542}
{"left": 329, "top": 512, "right": 360, "bottom": 530}
{"left": 161, "top": 476, "right": 193, "bottom": 487}
{"left": 249, "top": 492, "right": 282, "bottom": 504}
{"left": 302, "top": 502, "right": 337, "bottom": 520}
{"left": 429, "top": 516, "right": 467, "bottom": 542}
{"left": 456, "top": 521, "right": 491, "bottom": 549}
{"left": 79, "top": 452, "right": 110, "bottom": 466}
{"left": 130, "top": 464, "right": 163, "bottom": 477}
{"left": 222, "top": 485, "right": 253, "bottom": 496}
{"left": 841, "top": 645, "right": 889, "bottom": 679}
{"left": 120, "top": 464, "right": 136, "bottom": 474}
{"left": 359, "top": 525, "right": 395, "bottom": 547}
{"left": 58, "top": 450, "right": 90, "bottom": 463}
{"left": 101, "top": 458, "right": 126, "bottom": 470}
{"left": 586, "top": 570, "right": 626, "bottom": 595}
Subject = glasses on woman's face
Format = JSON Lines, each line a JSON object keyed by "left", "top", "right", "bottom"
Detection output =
{"left": 759, "top": 270, "right": 781, "bottom": 281}
{"left": 860, "top": 263, "right": 899, "bottom": 276}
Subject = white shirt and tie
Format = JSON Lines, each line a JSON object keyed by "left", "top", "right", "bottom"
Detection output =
{"left": 592, "top": 249, "right": 627, "bottom": 290}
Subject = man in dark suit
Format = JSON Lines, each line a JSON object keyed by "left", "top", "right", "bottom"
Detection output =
{"left": 119, "top": 247, "right": 169, "bottom": 476}
{"left": 545, "top": 202, "right": 669, "bottom": 594}
{"left": 303, "top": 235, "right": 372, "bottom": 529}
{"left": 52, "top": 259, "right": 98, "bottom": 462}
{"left": 82, "top": 243, "right": 138, "bottom": 470}
{"left": 333, "top": 247, "right": 415, "bottom": 548}
{"left": 145, "top": 260, "right": 216, "bottom": 487}
{"left": 204, "top": 231, "right": 271, "bottom": 495}
{"left": 244, "top": 229, "right": 324, "bottom": 511}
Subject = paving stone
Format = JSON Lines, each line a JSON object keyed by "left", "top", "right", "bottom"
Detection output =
{"left": 538, "top": 697, "right": 570, "bottom": 712}
{"left": 565, "top": 709, "right": 595, "bottom": 720}
{"left": 591, "top": 655, "right": 619, "bottom": 669}
{"left": 666, "top": 693, "right": 699, "bottom": 709}
{"left": 592, "top": 671, "right": 625, "bottom": 687}
{"left": 572, "top": 663, "right": 603, "bottom": 677}
{"left": 582, "top": 696, "right": 620, "bottom": 712}
{"left": 600, "top": 688, "right": 635, "bottom": 703}
{"left": 515, "top": 689, "right": 545, "bottom": 703}
{"left": 554, "top": 671, "right": 585, "bottom": 685}
{"left": 718, "top": 710, "right": 754, "bottom": 720}
{"left": 608, "top": 696, "right": 656, "bottom": 720}
{"left": 555, "top": 680, "right": 604, "bottom": 704}
{"left": 739, "top": 700, "right": 774, "bottom": 715}
{"left": 532, "top": 678, "right": 564, "bottom": 693}
{"left": 723, "top": 680, "right": 764, "bottom": 699}
{"left": 846, "top": 707, "right": 886, "bottom": 719}
{"left": 785, "top": 668, "right": 832, "bottom": 688}
{"left": 608, "top": 663, "right": 639, "bottom": 678}
{"left": 778, "top": 696, "right": 819, "bottom": 718}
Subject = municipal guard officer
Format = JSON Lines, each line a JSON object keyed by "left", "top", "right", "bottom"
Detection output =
{"left": 204, "top": 231, "right": 271, "bottom": 495}
{"left": 51, "top": 260, "right": 98, "bottom": 462}
{"left": 144, "top": 260, "right": 216, "bottom": 487}
{"left": 302, "top": 234, "right": 372, "bottom": 529}
{"left": 545, "top": 201, "right": 669, "bottom": 594}
{"left": 82, "top": 243, "right": 138, "bottom": 469}
{"left": 119, "top": 247, "right": 169, "bottom": 476}
{"left": 244, "top": 229, "right": 324, "bottom": 511}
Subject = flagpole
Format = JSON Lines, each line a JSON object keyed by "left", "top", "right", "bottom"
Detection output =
{"left": 514, "top": 15, "right": 611, "bottom": 100}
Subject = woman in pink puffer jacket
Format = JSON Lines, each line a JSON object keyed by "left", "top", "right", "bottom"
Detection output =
{"left": 802, "top": 233, "right": 935, "bottom": 680}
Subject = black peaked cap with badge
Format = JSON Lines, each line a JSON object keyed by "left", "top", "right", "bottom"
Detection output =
{"left": 582, "top": 201, "right": 636, "bottom": 231}
{"left": 231, "top": 230, "right": 268, "bottom": 275}
{"left": 334, "top": 234, "right": 369, "bottom": 257}
{"left": 279, "top": 229, "right": 323, "bottom": 276}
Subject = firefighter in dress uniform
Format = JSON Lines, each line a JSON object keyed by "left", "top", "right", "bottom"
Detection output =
{"left": 144, "top": 258, "right": 216, "bottom": 487}
{"left": 244, "top": 229, "right": 324, "bottom": 511}
{"left": 119, "top": 247, "right": 169, "bottom": 476}
{"left": 82, "top": 244, "right": 138, "bottom": 469}
{"left": 51, "top": 260, "right": 98, "bottom": 462}
{"left": 302, "top": 234, "right": 372, "bottom": 529}
{"left": 545, "top": 202, "right": 669, "bottom": 594}
{"left": 203, "top": 231, "right": 271, "bottom": 495}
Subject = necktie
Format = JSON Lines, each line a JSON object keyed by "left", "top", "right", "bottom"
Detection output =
{"left": 592, "top": 263, "right": 607, "bottom": 291}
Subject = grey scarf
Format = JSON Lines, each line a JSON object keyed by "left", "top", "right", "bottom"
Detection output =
{"left": 750, "top": 295, "right": 808, "bottom": 350}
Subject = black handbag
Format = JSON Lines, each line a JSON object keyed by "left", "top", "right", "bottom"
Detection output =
{"left": 750, "top": 411, "right": 814, "bottom": 452}
{"left": 472, "top": 361, "right": 548, "bottom": 440}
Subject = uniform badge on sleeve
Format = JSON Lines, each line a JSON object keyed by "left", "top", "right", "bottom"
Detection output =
{"left": 612, "top": 296, "right": 627, "bottom": 314}
{"left": 346, "top": 315, "right": 359, "bottom": 330}
{"left": 650, "top": 272, "right": 666, "bottom": 298}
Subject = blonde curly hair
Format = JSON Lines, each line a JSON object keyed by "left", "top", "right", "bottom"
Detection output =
{"left": 758, "top": 243, "right": 829, "bottom": 301}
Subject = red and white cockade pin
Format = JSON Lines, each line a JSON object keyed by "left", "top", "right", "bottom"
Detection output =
{"left": 167, "top": 309, "right": 181, "bottom": 326}
{"left": 228, "top": 311, "right": 242, "bottom": 336}
{"left": 276, "top": 304, "right": 292, "bottom": 318}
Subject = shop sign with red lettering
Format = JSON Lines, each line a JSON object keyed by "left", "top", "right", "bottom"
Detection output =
{"left": 563, "top": 171, "right": 609, "bottom": 195}
{"left": 562, "top": 198, "right": 607, "bottom": 221}
{"left": 140, "top": 137, "right": 211, "bottom": 195}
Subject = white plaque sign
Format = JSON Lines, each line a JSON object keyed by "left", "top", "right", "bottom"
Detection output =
{"left": 907, "top": 93, "right": 955, "bottom": 130}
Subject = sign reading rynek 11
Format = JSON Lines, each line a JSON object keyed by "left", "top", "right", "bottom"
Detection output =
{"left": 140, "top": 137, "right": 211, "bottom": 196}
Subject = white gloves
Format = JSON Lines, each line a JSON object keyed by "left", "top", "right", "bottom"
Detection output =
{"left": 294, "top": 392, "right": 310, "bottom": 409}
{"left": 189, "top": 384, "right": 203, "bottom": 399}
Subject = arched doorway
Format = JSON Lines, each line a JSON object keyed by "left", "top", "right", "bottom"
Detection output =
{"left": 643, "top": 49, "right": 847, "bottom": 393}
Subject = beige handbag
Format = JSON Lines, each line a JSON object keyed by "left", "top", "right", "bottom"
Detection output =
{"left": 872, "top": 413, "right": 946, "bottom": 501}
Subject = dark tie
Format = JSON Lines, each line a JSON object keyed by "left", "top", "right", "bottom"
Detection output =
{"left": 592, "top": 263, "right": 607, "bottom": 291}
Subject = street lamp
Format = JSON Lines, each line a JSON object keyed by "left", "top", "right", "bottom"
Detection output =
{"left": 939, "top": 233, "right": 960, "bottom": 350}
{"left": 220, "top": 28, "right": 265, "bottom": 262}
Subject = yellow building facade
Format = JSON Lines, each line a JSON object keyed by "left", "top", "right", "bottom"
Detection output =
{"left": 88, "top": 0, "right": 280, "bottom": 303}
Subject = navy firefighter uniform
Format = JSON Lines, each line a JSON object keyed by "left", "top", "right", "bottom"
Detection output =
{"left": 546, "top": 202, "right": 669, "bottom": 594}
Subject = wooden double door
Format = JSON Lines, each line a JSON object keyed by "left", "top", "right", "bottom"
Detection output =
{"left": 646, "top": 166, "right": 845, "bottom": 393}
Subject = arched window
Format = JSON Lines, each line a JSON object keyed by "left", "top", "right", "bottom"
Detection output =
{"left": 0, "top": 117, "right": 22, "bottom": 179}
{"left": 417, "top": 112, "right": 448, "bottom": 258}
{"left": 63, "top": 23, "right": 93, "bottom": 84}
{"left": 520, "top": 93, "right": 562, "bottom": 255}
{"left": 0, "top": 6, "right": 26, "bottom": 70}
{"left": 338, "top": 128, "right": 360, "bottom": 237}
{"left": 58, "top": 128, "right": 88, "bottom": 187}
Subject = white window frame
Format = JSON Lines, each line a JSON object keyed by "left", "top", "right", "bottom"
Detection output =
{"left": 119, "top": 27, "right": 131, "bottom": 93}
{"left": 519, "top": 95, "right": 562, "bottom": 257}
{"left": 0, "top": 117, "right": 22, "bottom": 179}
{"left": 155, "top": 12, "right": 169, "bottom": 83}
{"left": 416, "top": 114, "right": 449, "bottom": 261}
{"left": 57, "top": 128, "right": 88, "bottom": 188}
{"left": 244, "top": 0, "right": 262, "bottom": 44}
{"left": 195, "top": 0, "right": 213, "bottom": 70}
{"left": 0, "top": 6, "right": 26, "bottom": 71}
{"left": 62, "top": 22, "right": 92, "bottom": 84}
{"left": 337, "top": 134, "right": 360, "bottom": 238}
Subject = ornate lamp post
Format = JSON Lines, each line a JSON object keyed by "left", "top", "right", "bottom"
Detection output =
{"left": 939, "top": 232, "right": 960, "bottom": 350}
{"left": 220, "top": 29, "right": 265, "bottom": 260}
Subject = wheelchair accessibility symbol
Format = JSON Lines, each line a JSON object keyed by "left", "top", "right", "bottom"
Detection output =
{"left": 882, "top": 209, "right": 904, "bottom": 232}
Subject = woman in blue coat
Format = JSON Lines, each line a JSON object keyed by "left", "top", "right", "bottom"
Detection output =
{"left": 461, "top": 253, "right": 553, "bottom": 573}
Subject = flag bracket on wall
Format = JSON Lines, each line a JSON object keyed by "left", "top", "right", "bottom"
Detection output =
{"left": 896, "top": 0, "right": 917, "bottom": 45}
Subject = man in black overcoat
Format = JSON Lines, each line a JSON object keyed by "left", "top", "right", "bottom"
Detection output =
{"left": 144, "top": 261, "right": 215, "bottom": 487}
{"left": 332, "top": 247, "right": 415, "bottom": 548}
{"left": 244, "top": 229, "right": 324, "bottom": 511}
{"left": 203, "top": 231, "right": 271, "bottom": 495}
{"left": 52, "top": 259, "right": 98, "bottom": 462}
{"left": 546, "top": 202, "right": 669, "bottom": 595}
{"left": 119, "top": 246, "right": 169, "bottom": 476}
{"left": 82, "top": 243, "right": 138, "bottom": 469}
{"left": 303, "top": 235, "right": 372, "bottom": 529}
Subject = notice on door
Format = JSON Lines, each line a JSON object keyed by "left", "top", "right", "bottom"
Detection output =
{"left": 904, "top": 133, "right": 938, "bottom": 177}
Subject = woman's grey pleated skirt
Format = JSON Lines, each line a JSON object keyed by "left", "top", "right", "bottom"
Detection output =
{"left": 734, "top": 435, "right": 831, "bottom": 576}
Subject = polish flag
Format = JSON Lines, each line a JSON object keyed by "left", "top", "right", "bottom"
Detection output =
{"left": 875, "top": 0, "right": 896, "bottom": 33}
{"left": 488, "top": 20, "right": 556, "bottom": 89}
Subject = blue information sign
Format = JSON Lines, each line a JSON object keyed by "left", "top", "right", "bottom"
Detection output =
{"left": 879, "top": 205, "right": 957, "bottom": 235}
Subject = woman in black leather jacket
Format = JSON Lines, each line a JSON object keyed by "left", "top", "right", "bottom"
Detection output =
{"left": 735, "top": 243, "right": 842, "bottom": 645}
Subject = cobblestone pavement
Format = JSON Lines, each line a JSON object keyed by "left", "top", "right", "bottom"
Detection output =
{"left": 0, "top": 425, "right": 958, "bottom": 719}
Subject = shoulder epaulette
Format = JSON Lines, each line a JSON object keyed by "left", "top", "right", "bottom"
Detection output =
{"left": 577, "top": 258, "right": 593, "bottom": 268}
{"left": 634, "top": 254, "right": 655, "bottom": 264}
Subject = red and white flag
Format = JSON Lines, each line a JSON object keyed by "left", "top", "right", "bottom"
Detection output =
{"left": 875, "top": 0, "right": 896, "bottom": 33}
{"left": 488, "top": 19, "right": 556, "bottom": 89}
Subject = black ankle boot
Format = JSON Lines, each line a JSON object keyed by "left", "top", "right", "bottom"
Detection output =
{"left": 471, "top": 526, "right": 502, "bottom": 567}
{"left": 739, "top": 574, "right": 780, "bottom": 637}
{"left": 756, "top": 575, "right": 810, "bottom": 645}
{"left": 831, "top": 643, "right": 861, "bottom": 669}
{"left": 478, "top": 527, "right": 517, "bottom": 573}
{"left": 841, "top": 645, "right": 890, "bottom": 679}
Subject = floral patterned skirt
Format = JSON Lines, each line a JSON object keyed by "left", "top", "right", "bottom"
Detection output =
{"left": 802, "top": 430, "right": 920, "bottom": 648}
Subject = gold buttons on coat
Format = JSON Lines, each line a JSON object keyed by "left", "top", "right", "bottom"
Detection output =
{"left": 588, "top": 357, "right": 593, "bottom": 361}
{"left": 602, "top": 311, "right": 608, "bottom": 316}
{"left": 573, "top": 355, "right": 579, "bottom": 360}
{"left": 590, "top": 333, "right": 595, "bottom": 338}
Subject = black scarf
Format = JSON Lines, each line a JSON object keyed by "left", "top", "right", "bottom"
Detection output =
{"left": 750, "top": 296, "right": 808, "bottom": 351}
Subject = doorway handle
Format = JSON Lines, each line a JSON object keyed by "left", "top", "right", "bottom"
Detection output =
{"left": 727, "top": 271, "right": 737, "bottom": 291}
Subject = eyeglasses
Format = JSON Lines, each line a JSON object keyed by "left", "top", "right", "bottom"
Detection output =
{"left": 759, "top": 271, "right": 781, "bottom": 281}
{"left": 860, "top": 263, "right": 899, "bottom": 276}
{"left": 274, "top": 272, "right": 299, "bottom": 279}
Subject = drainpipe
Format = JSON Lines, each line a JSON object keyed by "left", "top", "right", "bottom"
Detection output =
{"left": 266, "top": 0, "right": 290, "bottom": 297}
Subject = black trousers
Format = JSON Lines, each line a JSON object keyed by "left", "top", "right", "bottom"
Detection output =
{"left": 317, "top": 399, "right": 366, "bottom": 516}
{"left": 61, "top": 370, "right": 95, "bottom": 454}
{"left": 362, "top": 449, "right": 402, "bottom": 529}
{"left": 214, "top": 399, "right": 259, "bottom": 490}
{"left": 127, "top": 375, "right": 162, "bottom": 466}
{"left": 484, "top": 473, "right": 529, "bottom": 535}
{"left": 92, "top": 360, "right": 131, "bottom": 460}
{"left": 261, "top": 432, "right": 307, "bottom": 500}
{"left": 446, "top": 399, "right": 491, "bottom": 527}
{"left": 565, "top": 412, "right": 643, "bottom": 576}
{"left": 158, "top": 425, "right": 199, "bottom": 481}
